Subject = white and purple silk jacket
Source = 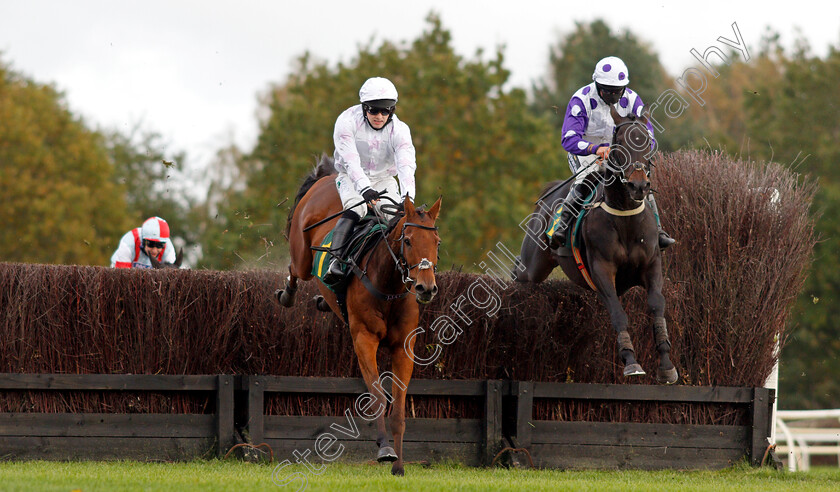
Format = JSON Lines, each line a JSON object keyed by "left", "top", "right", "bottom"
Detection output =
{"left": 560, "top": 82, "right": 655, "bottom": 156}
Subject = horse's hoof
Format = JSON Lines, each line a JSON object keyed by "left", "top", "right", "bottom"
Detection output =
{"left": 390, "top": 464, "right": 405, "bottom": 476}
{"left": 275, "top": 289, "right": 294, "bottom": 308}
{"left": 657, "top": 367, "right": 679, "bottom": 385}
{"left": 313, "top": 295, "right": 331, "bottom": 312}
{"left": 377, "top": 446, "right": 398, "bottom": 462}
{"left": 623, "top": 364, "right": 646, "bottom": 377}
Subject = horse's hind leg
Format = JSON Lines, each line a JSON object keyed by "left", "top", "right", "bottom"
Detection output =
{"left": 275, "top": 266, "right": 299, "bottom": 307}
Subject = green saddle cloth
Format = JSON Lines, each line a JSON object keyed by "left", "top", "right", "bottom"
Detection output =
{"left": 312, "top": 219, "right": 388, "bottom": 292}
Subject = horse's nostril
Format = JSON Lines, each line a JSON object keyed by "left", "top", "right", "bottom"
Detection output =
{"left": 415, "top": 284, "right": 426, "bottom": 294}
{"left": 431, "top": 285, "right": 438, "bottom": 296}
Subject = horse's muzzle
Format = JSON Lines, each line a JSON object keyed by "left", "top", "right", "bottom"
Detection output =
{"left": 414, "top": 282, "right": 438, "bottom": 304}
{"left": 628, "top": 180, "right": 650, "bottom": 202}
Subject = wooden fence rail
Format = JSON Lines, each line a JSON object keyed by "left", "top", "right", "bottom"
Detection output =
{"left": 0, "top": 374, "right": 234, "bottom": 461}
{"left": 506, "top": 381, "right": 774, "bottom": 469}
{"left": 0, "top": 374, "right": 773, "bottom": 469}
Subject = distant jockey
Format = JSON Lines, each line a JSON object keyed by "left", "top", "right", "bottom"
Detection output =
{"left": 110, "top": 216, "right": 176, "bottom": 269}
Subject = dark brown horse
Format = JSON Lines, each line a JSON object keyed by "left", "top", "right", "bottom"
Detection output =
{"left": 149, "top": 248, "right": 183, "bottom": 269}
{"left": 277, "top": 156, "right": 442, "bottom": 476}
{"left": 515, "top": 107, "right": 677, "bottom": 384}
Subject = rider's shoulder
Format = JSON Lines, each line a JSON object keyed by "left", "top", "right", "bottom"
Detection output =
{"left": 571, "top": 82, "right": 597, "bottom": 101}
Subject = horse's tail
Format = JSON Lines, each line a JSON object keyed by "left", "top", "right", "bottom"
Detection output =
{"left": 285, "top": 153, "right": 337, "bottom": 238}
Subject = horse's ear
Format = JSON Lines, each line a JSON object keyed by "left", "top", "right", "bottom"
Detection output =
{"left": 609, "top": 104, "right": 624, "bottom": 125}
{"left": 639, "top": 108, "right": 649, "bottom": 127}
{"left": 404, "top": 194, "right": 416, "bottom": 216}
{"left": 427, "top": 196, "right": 442, "bottom": 221}
{"left": 174, "top": 248, "right": 184, "bottom": 268}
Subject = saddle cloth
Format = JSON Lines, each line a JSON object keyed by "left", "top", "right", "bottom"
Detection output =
{"left": 312, "top": 216, "right": 388, "bottom": 292}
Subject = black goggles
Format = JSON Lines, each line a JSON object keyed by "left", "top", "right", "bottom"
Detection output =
{"left": 365, "top": 105, "right": 394, "bottom": 116}
{"left": 145, "top": 240, "right": 165, "bottom": 249}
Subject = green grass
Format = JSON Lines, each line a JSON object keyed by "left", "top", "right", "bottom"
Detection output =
{"left": 0, "top": 460, "right": 838, "bottom": 491}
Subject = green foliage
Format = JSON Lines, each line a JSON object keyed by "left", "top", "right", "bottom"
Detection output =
{"left": 104, "top": 126, "right": 198, "bottom": 252}
{"left": 0, "top": 59, "right": 132, "bottom": 265}
{"left": 199, "top": 14, "right": 562, "bottom": 270}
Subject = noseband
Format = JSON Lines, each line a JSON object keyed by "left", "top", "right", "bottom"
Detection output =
{"left": 394, "top": 221, "right": 439, "bottom": 285}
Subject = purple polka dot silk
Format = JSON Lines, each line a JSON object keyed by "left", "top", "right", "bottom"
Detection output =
{"left": 590, "top": 98, "right": 598, "bottom": 109}
{"left": 620, "top": 97, "right": 629, "bottom": 108}
{"left": 619, "top": 72, "right": 626, "bottom": 80}
{"left": 582, "top": 86, "right": 591, "bottom": 95}
{"left": 603, "top": 64, "right": 612, "bottom": 72}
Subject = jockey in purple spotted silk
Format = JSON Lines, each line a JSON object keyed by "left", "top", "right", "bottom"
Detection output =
{"left": 552, "top": 56, "right": 675, "bottom": 250}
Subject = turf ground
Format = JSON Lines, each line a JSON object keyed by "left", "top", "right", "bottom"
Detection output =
{"left": 0, "top": 460, "right": 839, "bottom": 491}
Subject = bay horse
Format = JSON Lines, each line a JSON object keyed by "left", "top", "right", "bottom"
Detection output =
{"left": 515, "top": 106, "right": 678, "bottom": 384}
{"left": 277, "top": 156, "right": 442, "bottom": 476}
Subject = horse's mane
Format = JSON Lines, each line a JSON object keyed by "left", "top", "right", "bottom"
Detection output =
{"left": 285, "top": 153, "right": 337, "bottom": 238}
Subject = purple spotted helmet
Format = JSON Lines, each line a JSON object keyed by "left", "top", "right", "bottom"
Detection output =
{"left": 592, "top": 56, "right": 629, "bottom": 87}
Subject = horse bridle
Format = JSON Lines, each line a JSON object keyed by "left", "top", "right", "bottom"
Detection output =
{"left": 353, "top": 199, "right": 439, "bottom": 301}
{"left": 609, "top": 120, "right": 652, "bottom": 185}
{"left": 393, "top": 221, "right": 440, "bottom": 285}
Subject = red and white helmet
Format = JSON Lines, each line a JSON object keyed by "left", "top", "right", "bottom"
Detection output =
{"left": 141, "top": 216, "right": 170, "bottom": 242}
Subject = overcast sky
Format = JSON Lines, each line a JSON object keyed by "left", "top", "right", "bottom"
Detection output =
{"left": 2, "top": 1, "right": 838, "bottom": 171}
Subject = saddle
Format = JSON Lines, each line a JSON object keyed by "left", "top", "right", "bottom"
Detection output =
{"left": 311, "top": 215, "right": 388, "bottom": 292}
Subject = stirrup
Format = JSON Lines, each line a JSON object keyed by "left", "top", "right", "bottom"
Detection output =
{"left": 658, "top": 231, "right": 676, "bottom": 249}
{"left": 323, "top": 258, "right": 345, "bottom": 282}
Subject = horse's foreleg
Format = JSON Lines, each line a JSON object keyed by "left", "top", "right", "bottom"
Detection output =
{"left": 590, "top": 260, "right": 645, "bottom": 377}
{"left": 387, "top": 343, "right": 415, "bottom": 476}
{"left": 351, "top": 327, "right": 395, "bottom": 463}
{"left": 645, "top": 261, "right": 678, "bottom": 384}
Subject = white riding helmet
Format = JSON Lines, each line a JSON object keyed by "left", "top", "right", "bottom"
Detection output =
{"left": 141, "top": 216, "right": 170, "bottom": 243}
{"left": 592, "top": 56, "right": 630, "bottom": 87}
{"left": 359, "top": 77, "right": 398, "bottom": 107}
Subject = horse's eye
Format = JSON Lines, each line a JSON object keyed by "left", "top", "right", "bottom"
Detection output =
{"left": 404, "top": 238, "right": 412, "bottom": 247}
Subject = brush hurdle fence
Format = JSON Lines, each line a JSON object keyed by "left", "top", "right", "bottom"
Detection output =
{"left": 0, "top": 374, "right": 774, "bottom": 469}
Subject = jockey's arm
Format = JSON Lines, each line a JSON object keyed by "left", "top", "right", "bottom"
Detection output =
{"left": 560, "top": 96, "right": 602, "bottom": 157}
{"left": 333, "top": 114, "right": 372, "bottom": 193}
{"left": 110, "top": 231, "right": 135, "bottom": 268}
{"left": 393, "top": 122, "right": 417, "bottom": 202}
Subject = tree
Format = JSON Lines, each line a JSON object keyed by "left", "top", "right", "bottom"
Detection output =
{"left": 104, "top": 126, "right": 198, "bottom": 257}
{"left": 532, "top": 19, "right": 700, "bottom": 152}
{"left": 0, "top": 59, "right": 132, "bottom": 265}
{"left": 199, "top": 13, "right": 563, "bottom": 270}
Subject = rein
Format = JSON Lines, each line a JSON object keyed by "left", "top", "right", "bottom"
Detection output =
{"left": 353, "top": 198, "right": 439, "bottom": 302}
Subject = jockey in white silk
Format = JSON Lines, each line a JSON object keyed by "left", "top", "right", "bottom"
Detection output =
{"left": 324, "top": 77, "right": 418, "bottom": 284}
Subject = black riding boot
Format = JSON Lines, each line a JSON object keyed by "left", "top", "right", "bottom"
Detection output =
{"left": 549, "top": 183, "right": 587, "bottom": 250}
{"left": 323, "top": 211, "right": 359, "bottom": 283}
{"left": 647, "top": 195, "right": 676, "bottom": 249}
